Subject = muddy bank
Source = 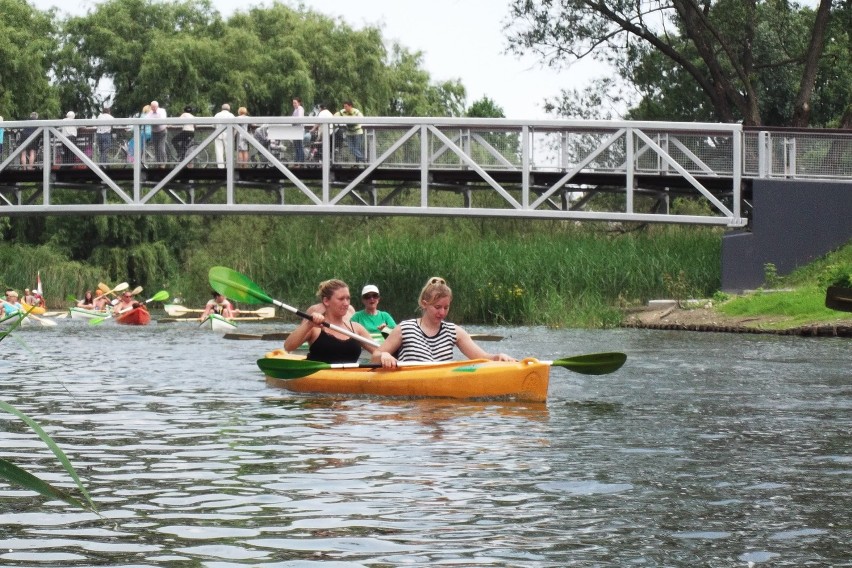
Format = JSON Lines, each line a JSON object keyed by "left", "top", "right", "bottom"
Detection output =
{"left": 621, "top": 305, "right": 852, "bottom": 337}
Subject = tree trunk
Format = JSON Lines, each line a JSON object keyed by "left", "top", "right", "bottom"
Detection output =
{"left": 791, "top": 0, "right": 833, "bottom": 127}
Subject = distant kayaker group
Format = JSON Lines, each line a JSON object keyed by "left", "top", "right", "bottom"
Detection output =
{"left": 1, "top": 287, "right": 43, "bottom": 318}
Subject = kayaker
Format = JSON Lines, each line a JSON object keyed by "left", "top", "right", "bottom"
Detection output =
{"left": 374, "top": 276, "right": 515, "bottom": 367}
{"left": 1, "top": 290, "right": 23, "bottom": 317}
{"left": 23, "top": 288, "right": 37, "bottom": 306}
{"left": 114, "top": 291, "right": 141, "bottom": 313}
{"left": 283, "top": 279, "right": 377, "bottom": 363}
{"left": 350, "top": 284, "right": 396, "bottom": 334}
{"left": 77, "top": 290, "right": 96, "bottom": 309}
{"left": 199, "top": 291, "right": 235, "bottom": 320}
{"left": 92, "top": 289, "right": 111, "bottom": 311}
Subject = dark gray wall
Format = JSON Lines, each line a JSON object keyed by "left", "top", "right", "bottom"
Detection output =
{"left": 721, "top": 180, "right": 852, "bottom": 292}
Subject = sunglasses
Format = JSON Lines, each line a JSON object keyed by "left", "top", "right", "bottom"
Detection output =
{"left": 363, "top": 294, "right": 379, "bottom": 299}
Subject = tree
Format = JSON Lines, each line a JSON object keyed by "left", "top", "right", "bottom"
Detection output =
{"left": 466, "top": 97, "right": 505, "bottom": 118}
{"left": 0, "top": 0, "right": 61, "bottom": 119}
{"left": 507, "top": 0, "right": 844, "bottom": 127}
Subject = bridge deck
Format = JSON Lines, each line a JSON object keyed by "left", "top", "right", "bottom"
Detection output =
{"left": 1, "top": 116, "right": 846, "bottom": 226}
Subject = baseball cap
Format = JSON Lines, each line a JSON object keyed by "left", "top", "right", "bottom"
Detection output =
{"left": 361, "top": 284, "right": 379, "bottom": 297}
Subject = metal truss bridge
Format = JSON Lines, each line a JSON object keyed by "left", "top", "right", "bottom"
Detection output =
{"left": 1, "top": 116, "right": 850, "bottom": 227}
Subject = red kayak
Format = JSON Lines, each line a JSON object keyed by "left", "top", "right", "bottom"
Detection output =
{"left": 114, "top": 307, "right": 151, "bottom": 326}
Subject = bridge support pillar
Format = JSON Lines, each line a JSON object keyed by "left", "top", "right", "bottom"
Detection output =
{"left": 722, "top": 179, "right": 852, "bottom": 292}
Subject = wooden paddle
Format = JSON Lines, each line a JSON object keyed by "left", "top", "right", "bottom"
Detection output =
{"left": 163, "top": 304, "right": 203, "bottom": 316}
{"left": 208, "top": 266, "right": 380, "bottom": 348}
{"left": 257, "top": 352, "right": 627, "bottom": 380}
{"left": 25, "top": 312, "right": 58, "bottom": 327}
{"left": 97, "top": 282, "right": 129, "bottom": 297}
{"left": 165, "top": 304, "right": 276, "bottom": 318}
{"left": 379, "top": 327, "right": 503, "bottom": 342}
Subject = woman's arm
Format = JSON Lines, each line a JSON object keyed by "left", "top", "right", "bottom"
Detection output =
{"left": 283, "top": 316, "right": 321, "bottom": 352}
{"left": 456, "top": 326, "right": 515, "bottom": 362}
{"left": 372, "top": 326, "right": 402, "bottom": 367}
{"left": 352, "top": 322, "right": 378, "bottom": 354}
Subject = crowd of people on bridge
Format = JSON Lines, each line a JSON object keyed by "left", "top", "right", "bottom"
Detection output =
{"left": 1, "top": 98, "right": 367, "bottom": 168}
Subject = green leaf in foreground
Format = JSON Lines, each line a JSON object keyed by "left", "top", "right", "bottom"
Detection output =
{"left": 0, "top": 458, "right": 90, "bottom": 511}
{"left": 0, "top": 401, "right": 97, "bottom": 512}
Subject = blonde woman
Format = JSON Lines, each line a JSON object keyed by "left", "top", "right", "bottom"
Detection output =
{"left": 283, "top": 279, "right": 376, "bottom": 363}
{"left": 237, "top": 106, "right": 250, "bottom": 165}
{"left": 374, "top": 277, "right": 515, "bottom": 367}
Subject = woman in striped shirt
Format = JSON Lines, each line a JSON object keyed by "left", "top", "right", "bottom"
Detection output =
{"left": 374, "top": 277, "right": 515, "bottom": 367}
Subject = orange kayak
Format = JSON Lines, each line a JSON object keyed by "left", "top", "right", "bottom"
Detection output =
{"left": 260, "top": 350, "right": 550, "bottom": 402}
{"left": 115, "top": 307, "right": 151, "bottom": 325}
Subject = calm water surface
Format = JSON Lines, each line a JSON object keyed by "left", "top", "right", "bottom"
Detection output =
{"left": 0, "top": 320, "right": 849, "bottom": 566}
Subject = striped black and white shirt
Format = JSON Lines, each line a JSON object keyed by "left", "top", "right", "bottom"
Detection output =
{"left": 396, "top": 319, "right": 457, "bottom": 362}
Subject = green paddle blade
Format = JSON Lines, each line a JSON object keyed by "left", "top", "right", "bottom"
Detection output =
{"left": 209, "top": 266, "right": 272, "bottom": 305}
{"left": 257, "top": 357, "right": 331, "bottom": 379}
{"left": 146, "top": 290, "right": 170, "bottom": 303}
{"left": 551, "top": 352, "right": 627, "bottom": 375}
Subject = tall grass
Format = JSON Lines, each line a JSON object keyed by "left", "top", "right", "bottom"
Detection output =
{"left": 2, "top": 219, "right": 724, "bottom": 327}
{"left": 170, "top": 219, "right": 723, "bottom": 327}
{"left": 0, "top": 244, "right": 103, "bottom": 306}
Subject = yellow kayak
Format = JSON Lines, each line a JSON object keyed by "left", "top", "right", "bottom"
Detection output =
{"left": 260, "top": 350, "right": 550, "bottom": 402}
{"left": 21, "top": 302, "right": 46, "bottom": 315}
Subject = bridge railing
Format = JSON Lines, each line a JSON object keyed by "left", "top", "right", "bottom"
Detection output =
{"left": 0, "top": 116, "right": 847, "bottom": 225}
{"left": 744, "top": 127, "right": 852, "bottom": 180}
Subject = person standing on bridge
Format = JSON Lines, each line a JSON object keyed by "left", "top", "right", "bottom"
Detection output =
{"left": 147, "top": 101, "right": 168, "bottom": 164}
{"left": 214, "top": 103, "right": 235, "bottom": 168}
{"left": 291, "top": 97, "right": 305, "bottom": 162}
{"left": 334, "top": 101, "right": 365, "bottom": 163}
{"left": 173, "top": 106, "right": 195, "bottom": 161}
{"left": 309, "top": 103, "right": 333, "bottom": 161}
{"left": 236, "top": 106, "right": 252, "bottom": 166}
{"left": 60, "top": 111, "right": 78, "bottom": 166}
{"left": 19, "top": 112, "right": 39, "bottom": 170}
{"left": 96, "top": 106, "right": 114, "bottom": 161}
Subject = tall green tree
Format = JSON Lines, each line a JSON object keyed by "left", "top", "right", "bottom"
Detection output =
{"left": 63, "top": 0, "right": 223, "bottom": 117}
{"left": 507, "top": 0, "right": 845, "bottom": 127}
{"left": 0, "top": 0, "right": 61, "bottom": 119}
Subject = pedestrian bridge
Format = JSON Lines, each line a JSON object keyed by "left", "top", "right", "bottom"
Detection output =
{"left": 1, "top": 116, "right": 850, "bottom": 227}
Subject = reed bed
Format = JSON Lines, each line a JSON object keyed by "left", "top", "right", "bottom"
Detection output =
{"left": 2, "top": 218, "right": 723, "bottom": 327}
{"left": 171, "top": 219, "right": 723, "bottom": 327}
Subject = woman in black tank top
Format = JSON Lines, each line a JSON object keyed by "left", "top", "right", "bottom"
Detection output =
{"left": 283, "top": 279, "right": 378, "bottom": 364}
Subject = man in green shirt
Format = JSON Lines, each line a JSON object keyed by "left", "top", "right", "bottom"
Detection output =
{"left": 350, "top": 284, "right": 396, "bottom": 335}
{"left": 334, "top": 100, "right": 365, "bottom": 162}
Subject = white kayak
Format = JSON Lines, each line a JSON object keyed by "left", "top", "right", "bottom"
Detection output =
{"left": 0, "top": 312, "right": 25, "bottom": 327}
{"left": 1, "top": 311, "right": 57, "bottom": 327}
{"left": 69, "top": 307, "right": 111, "bottom": 321}
{"left": 200, "top": 313, "right": 237, "bottom": 332}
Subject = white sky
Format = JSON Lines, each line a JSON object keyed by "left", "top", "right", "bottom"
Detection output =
{"left": 31, "top": 0, "right": 605, "bottom": 119}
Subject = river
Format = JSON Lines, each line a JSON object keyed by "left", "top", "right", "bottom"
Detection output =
{"left": 0, "top": 320, "right": 849, "bottom": 566}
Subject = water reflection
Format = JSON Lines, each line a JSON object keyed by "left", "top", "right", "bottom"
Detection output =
{"left": 0, "top": 323, "right": 849, "bottom": 565}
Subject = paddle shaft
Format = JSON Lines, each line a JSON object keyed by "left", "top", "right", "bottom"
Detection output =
{"left": 208, "top": 266, "right": 378, "bottom": 348}
{"left": 275, "top": 299, "right": 380, "bottom": 348}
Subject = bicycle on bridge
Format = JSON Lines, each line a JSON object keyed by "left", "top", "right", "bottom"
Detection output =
{"left": 100, "top": 126, "right": 212, "bottom": 168}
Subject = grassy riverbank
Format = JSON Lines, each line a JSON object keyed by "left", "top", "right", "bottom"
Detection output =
{"left": 713, "top": 240, "right": 852, "bottom": 328}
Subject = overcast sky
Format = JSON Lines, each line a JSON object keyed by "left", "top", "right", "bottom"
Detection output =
{"left": 31, "top": 0, "right": 605, "bottom": 119}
